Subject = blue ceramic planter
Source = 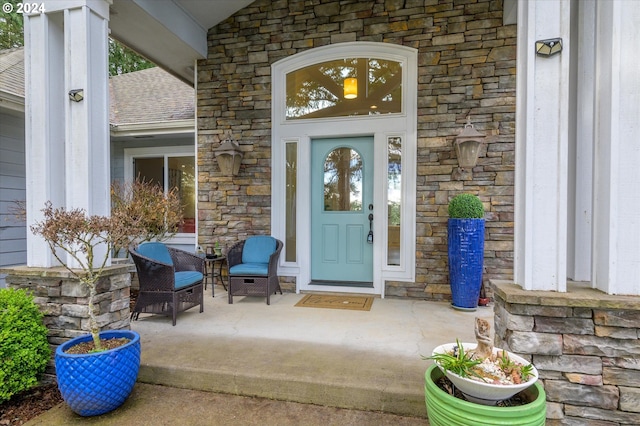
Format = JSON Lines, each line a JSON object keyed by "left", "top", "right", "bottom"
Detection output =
{"left": 55, "top": 330, "right": 141, "bottom": 416}
{"left": 448, "top": 218, "right": 485, "bottom": 310}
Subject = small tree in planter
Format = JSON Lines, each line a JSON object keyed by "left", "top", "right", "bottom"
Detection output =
{"left": 30, "top": 202, "right": 140, "bottom": 351}
{"left": 447, "top": 193, "right": 485, "bottom": 310}
{"left": 29, "top": 202, "right": 146, "bottom": 416}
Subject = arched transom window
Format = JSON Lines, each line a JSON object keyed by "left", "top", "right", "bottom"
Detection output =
{"left": 286, "top": 58, "right": 402, "bottom": 120}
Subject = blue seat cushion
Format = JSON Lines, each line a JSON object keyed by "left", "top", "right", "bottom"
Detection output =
{"left": 229, "top": 263, "right": 269, "bottom": 276}
{"left": 174, "top": 271, "right": 203, "bottom": 289}
{"left": 242, "top": 236, "right": 277, "bottom": 264}
{"left": 136, "top": 242, "right": 173, "bottom": 265}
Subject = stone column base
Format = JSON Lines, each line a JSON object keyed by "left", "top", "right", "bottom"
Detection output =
{"left": 491, "top": 280, "right": 640, "bottom": 425}
{"left": 1, "top": 265, "right": 132, "bottom": 345}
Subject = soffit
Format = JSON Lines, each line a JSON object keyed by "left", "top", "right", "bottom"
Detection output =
{"left": 109, "top": 0, "right": 253, "bottom": 86}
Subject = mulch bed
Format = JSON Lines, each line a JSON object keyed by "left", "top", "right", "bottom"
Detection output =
{"left": 0, "top": 384, "right": 63, "bottom": 426}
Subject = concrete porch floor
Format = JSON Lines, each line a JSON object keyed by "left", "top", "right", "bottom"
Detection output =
{"left": 132, "top": 287, "right": 493, "bottom": 416}
{"left": 29, "top": 286, "right": 494, "bottom": 425}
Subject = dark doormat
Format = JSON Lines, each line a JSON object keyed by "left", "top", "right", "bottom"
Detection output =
{"left": 294, "top": 294, "right": 374, "bottom": 311}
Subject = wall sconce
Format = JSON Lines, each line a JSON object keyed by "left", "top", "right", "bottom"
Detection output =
{"left": 68, "top": 89, "right": 84, "bottom": 102}
{"left": 214, "top": 136, "right": 243, "bottom": 176}
{"left": 454, "top": 117, "right": 486, "bottom": 170}
{"left": 535, "top": 38, "right": 563, "bottom": 57}
{"left": 343, "top": 77, "right": 358, "bottom": 99}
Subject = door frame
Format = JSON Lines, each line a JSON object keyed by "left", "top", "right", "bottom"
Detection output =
{"left": 271, "top": 42, "right": 418, "bottom": 296}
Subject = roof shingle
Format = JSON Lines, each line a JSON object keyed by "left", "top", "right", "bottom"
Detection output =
{"left": 109, "top": 66, "right": 194, "bottom": 125}
{"left": 0, "top": 47, "right": 194, "bottom": 125}
{"left": 0, "top": 48, "right": 25, "bottom": 98}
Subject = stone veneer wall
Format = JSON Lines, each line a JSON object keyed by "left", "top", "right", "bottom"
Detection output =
{"left": 197, "top": 0, "right": 516, "bottom": 299}
{"left": 2, "top": 265, "right": 131, "bottom": 375}
{"left": 492, "top": 280, "right": 640, "bottom": 425}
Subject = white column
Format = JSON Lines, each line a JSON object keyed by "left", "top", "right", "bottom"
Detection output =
{"left": 63, "top": 5, "right": 110, "bottom": 216}
{"left": 592, "top": 1, "right": 640, "bottom": 295}
{"left": 24, "top": 0, "right": 111, "bottom": 267}
{"left": 568, "top": 0, "right": 595, "bottom": 281}
{"left": 514, "top": 0, "right": 571, "bottom": 291}
{"left": 24, "top": 8, "right": 65, "bottom": 267}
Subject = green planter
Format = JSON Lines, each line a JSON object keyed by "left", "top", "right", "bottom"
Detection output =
{"left": 424, "top": 364, "right": 546, "bottom": 426}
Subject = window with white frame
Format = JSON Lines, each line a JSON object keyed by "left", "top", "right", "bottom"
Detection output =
{"left": 124, "top": 147, "right": 196, "bottom": 236}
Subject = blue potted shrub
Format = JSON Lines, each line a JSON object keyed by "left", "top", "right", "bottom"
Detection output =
{"left": 447, "top": 193, "right": 485, "bottom": 310}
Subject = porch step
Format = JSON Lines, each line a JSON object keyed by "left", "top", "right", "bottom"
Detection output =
{"left": 136, "top": 333, "right": 428, "bottom": 419}
{"left": 131, "top": 290, "right": 492, "bottom": 420}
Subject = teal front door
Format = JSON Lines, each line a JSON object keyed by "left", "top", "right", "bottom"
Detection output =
{"left": 311, "top": 137, "right": 374, "bottom": 285}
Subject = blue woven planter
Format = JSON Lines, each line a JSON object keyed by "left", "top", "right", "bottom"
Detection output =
{"left": 448, "top": 218, "right": 485, "bottom": 310}
{"left": 55, "top": 330, "right": 141, "bottom": 416}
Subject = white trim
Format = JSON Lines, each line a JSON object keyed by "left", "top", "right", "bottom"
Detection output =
{"left": 124, "top": 145, "right": 196, "bottom": 246}
{"left": 0, "top": 92, "right": 25, "bottom": 114}
{"left": 276, "top": 138, "right": 302, "bottom": 277}
{"left": 380, "top": 132, "right": 416, "bottom": 283}
{"left": 271, "top": 42, "right": 417, "bottom": 296}
{"left": 193, "top": 59, "right": 199, "bottom": 252}
{"left": 110, "top": 119, "right": 195, "bottom": 137}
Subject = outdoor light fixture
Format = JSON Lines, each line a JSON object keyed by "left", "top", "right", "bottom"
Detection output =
{"left": 454, "top": 117, "right": 486, "bottom": 170}
{"left": 68, "top": 89, "right": 84, "bottom": 102}
{"left": 214, "top": 135, "right": 243, "bottom": 176}
{"left": 343, "top": 77, "right": 358, "bottom": 99}
{"left": 535, "top": 38, "right": 563, "bottom": 57}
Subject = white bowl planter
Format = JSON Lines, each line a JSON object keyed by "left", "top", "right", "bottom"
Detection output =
{"left": 431, "top": 342, "right": 539, "bottom": 405}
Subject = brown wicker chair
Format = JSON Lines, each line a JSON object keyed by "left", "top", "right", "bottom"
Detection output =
{"left": 227, "top": 236, "right": 283, "bottom": 305}
{"left": 129, "top": 242, "right": 204, "bottom": 326}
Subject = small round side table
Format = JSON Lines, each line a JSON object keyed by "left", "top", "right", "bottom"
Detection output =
{"left": 203, "top": 255, "right": 227, "bottom": 297}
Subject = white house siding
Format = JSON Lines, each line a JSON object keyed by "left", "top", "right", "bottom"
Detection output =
{"left": 0, "top": 111, "right": 26, "bottom": 287}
